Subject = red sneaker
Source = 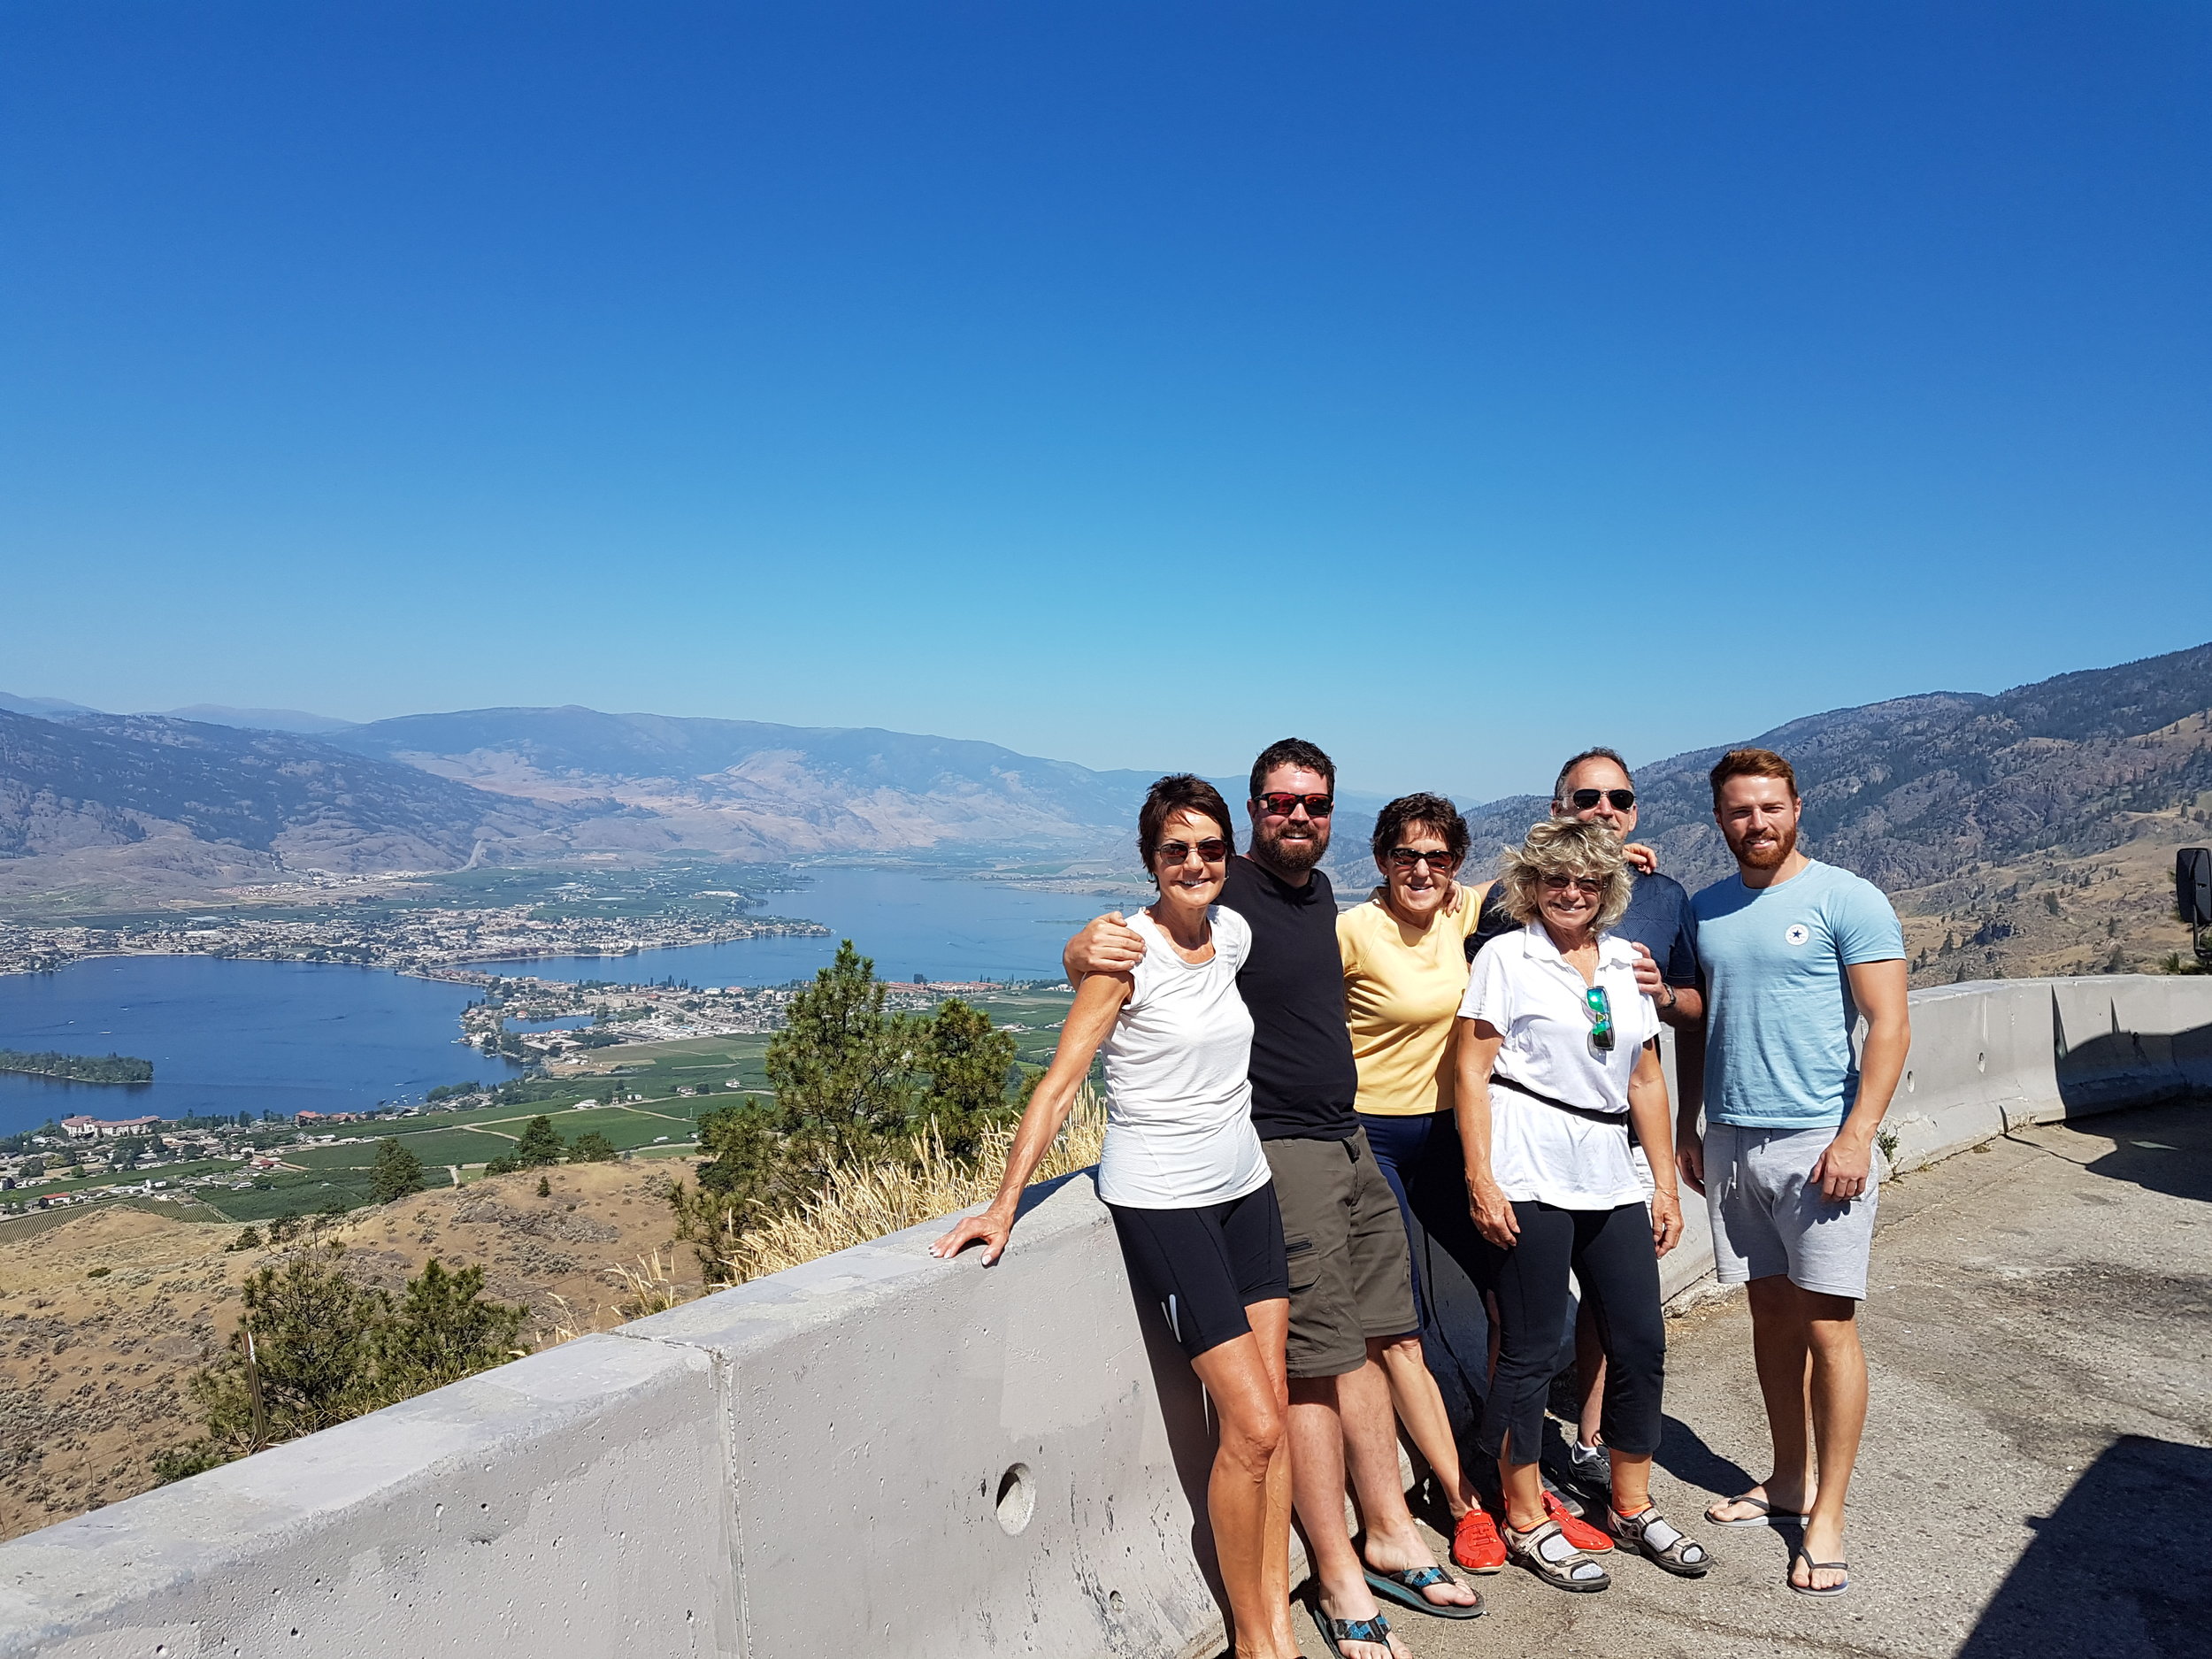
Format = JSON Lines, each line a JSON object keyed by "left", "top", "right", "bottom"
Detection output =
{"left": 1452, "top": 1508, "right": 1506, "bottom": 1574}
{"left": 1545, "top": 1488, "right": 1616, "bottom": 1552}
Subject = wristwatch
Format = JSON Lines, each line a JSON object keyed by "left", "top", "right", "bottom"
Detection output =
{"left": 1659, "top": 983, "right": 1678, "bottom": 1010}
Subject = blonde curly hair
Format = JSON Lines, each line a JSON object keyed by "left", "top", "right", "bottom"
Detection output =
{"left": 1495, "top": 818, "right": 1633, "bottom": 933}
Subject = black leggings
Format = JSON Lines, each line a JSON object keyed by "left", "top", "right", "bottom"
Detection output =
{"left": 1479, "top": 1201, "right": 1664, "bottom": 1464}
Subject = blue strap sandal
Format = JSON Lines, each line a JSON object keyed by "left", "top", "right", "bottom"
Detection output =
{"left": 1313, "top": 1610, "right": 1394, "bottom": 1659}
{"left": 1362, "top": 1563, "right": 1484, "bottom": 1619}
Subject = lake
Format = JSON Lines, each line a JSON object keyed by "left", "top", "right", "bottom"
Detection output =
{"left": 0, "top": 867, "right": 1127, "bottom": 1136}
{"left": 494, "top": 865, "right": 1120, "bottom": 987}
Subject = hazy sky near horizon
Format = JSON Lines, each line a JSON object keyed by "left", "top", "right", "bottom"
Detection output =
{"left": 5, "top": 3, "right": 2208, "bottom": 802}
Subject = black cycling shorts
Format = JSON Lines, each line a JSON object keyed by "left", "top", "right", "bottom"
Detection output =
{"left": 1109, "top": 1181, "right": 1290, "bottom": 1360}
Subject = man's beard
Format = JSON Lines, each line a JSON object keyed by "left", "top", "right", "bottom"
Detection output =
{"left": 1731, "top": 820, "right": 1798, "bottom": 871}
{"left": 1254, "top": 817, "right": 1330, "bottom": 875}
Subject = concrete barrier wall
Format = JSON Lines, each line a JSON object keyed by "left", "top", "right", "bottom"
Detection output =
{"left": 4, "top": 975, "right": 2207, "bottom": 1657}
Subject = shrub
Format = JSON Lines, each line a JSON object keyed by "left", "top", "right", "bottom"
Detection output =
{"left": 154, "top": 1246, "right": 529, "bottom": 1481}
{"left": 568, "top": 1131, "right": 618, "bottom": 1164}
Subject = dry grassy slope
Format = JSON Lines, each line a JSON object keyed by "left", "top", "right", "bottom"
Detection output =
{"left": 0, "top": 1158, "right": 703, "bottom": 1544}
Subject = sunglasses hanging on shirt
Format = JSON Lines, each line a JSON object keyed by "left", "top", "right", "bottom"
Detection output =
{"left": 1585, "top": 985, "right": 1616, "bottom": 1052}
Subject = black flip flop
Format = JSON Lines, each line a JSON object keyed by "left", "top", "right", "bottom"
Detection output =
{"left": 1788, "top": 1545, "right": 1850, "bottom": 1597}
{"left": 1362, "top": 1564, "right": 1484, "bottom": 1619}
{"left": 1705, "top": 1492, "right": 1808, "bottom": 1527}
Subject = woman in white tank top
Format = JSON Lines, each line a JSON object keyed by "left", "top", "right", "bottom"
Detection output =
{"left": 934, "top": 776, "right": 1297, "bottom": 1659}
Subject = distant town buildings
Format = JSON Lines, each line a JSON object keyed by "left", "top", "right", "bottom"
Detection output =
{"left": 58, "top": 1115, "right": 162, "bottom": 1140}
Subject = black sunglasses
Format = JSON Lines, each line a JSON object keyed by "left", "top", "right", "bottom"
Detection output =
{"left": 1387, "top": 848, "right": 1458, "bottom": 870}
{"left": 1256, "top": 792, "right": 1334, "bottom": 818}
{"left": 1570, "top": 788, "right": 1635, "bottom": 811}
{"left": 1156, "top": 838, "right": 1230, "bottom": 864}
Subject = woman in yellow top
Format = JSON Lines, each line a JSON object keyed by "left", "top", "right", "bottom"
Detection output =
{"left": 1337, "top": 792, "right": 1506, "bottom": 1575}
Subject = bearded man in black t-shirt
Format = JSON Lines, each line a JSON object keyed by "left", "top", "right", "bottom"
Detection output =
{"left": 1068, "top": 740, "right": 1481, "bottom": 1652}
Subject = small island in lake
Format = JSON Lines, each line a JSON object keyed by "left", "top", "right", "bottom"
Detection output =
{"left": 0, "top": 1049, "right": 155, "bottom": 1085}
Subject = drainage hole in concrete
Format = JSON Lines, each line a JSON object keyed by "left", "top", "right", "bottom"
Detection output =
{"left": 995, "top": 1463, "right": 1036, "bottom": 1535}
{"left": 1109, "top": 1591, "right": 1125, "bottom": 1615}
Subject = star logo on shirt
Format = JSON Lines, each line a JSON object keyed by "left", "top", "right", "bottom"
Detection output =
{"left": 1784, "top": 924, "right": 1811, "bottom": 946}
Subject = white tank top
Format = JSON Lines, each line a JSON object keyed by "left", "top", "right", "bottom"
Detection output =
{"left": 1095, "top": 906, "right": 1271, "bottom": 1210}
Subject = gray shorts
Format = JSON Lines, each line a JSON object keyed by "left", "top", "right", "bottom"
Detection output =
{"left": 1706, "top": 1123, "right": 1879, "bottom": 1301}
{"left": 1264, "top": 1128, "right": 1417, "bottom": 1379}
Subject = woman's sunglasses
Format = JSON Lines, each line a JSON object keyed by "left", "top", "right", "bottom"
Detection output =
{"left": 1387, "top": 848, "right": 1458, "bottom": 870}
{"left": 1540, "top": 873, "right": 1605, "bottom": 895}
{"left": 1570, "top": 788, "right": 1635, "bottom": 811}
{"left": 1156, "top": 839, "right": 1230, "bottom": 864}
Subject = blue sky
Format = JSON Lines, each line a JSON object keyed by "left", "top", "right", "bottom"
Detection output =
{"left": 4, "top": 2, "right": 2207, "bottom": 803}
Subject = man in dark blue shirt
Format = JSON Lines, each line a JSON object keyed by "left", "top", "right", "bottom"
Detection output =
{"left": 1470, "top": 747, "right": 1701, "bottom": 1498}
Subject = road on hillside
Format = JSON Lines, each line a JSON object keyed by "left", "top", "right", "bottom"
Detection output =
{"left": 1312, "top": 1099, "right": 2212, "bottom": 1659}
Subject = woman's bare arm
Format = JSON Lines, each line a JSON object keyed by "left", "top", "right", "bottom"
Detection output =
{"left": 1626, "top": 1039, "right": 1682, "bottom": 1256}
{"left": 1453, "top": 1017, "right": 1519, "bottom": 1246}
{"left": 931, "top": 971, "right": 1132, "bottom": 1263}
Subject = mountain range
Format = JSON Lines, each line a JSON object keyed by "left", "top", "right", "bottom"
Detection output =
{"left": 4, "top": 641, "right": 2209, "bottom": 979}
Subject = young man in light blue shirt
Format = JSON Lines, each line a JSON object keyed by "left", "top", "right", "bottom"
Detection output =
{"left": 1677, "top": 749, "right": 1909, "bottom": 1600}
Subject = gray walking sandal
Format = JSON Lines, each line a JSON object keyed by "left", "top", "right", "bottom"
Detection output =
{"left": 1503, "top": 1517, "right": 1610, "bottom": 1593}
{"left": 1607, "top": 1504, "right": 1713, "bottom": 1577}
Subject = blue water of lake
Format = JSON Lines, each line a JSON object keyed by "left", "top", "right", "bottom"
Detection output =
{"left": 497, "top": 865, "right": 1118, "bottom": 987}
{"left": 0, "top": 868, "right": 1125, "bottom": 1135}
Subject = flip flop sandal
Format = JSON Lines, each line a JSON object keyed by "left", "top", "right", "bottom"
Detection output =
{"left": 1788, "top": 1546, "right": 1850, "bottom": 1597}
{"left": 1311, "top": 1608, "right": 1397, "bottom": 1659}
{"left": 1705, "top": 1493, "right": 1809, "bottom": 1527}
{"left": 1504, "top": 1517, "right": 1611, "bottom": 1593}
{"left": 1362, "top": 1563, "right": 1484, "bottom": 1619}
{"left": 1608, "top": 1504, "right": 1714, "bottom": 1578}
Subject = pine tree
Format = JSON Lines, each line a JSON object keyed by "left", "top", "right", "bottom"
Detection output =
{"left": 764, "top": 941, "right": 922, "bottom": 1174}
{"left": 368, "top": 1137, "right": 426, "bottom": 1204}
{"left": 914, "top": 998, "right": 1018, "bottom": 1158}
{"left": 511, "top": 1116, "right": 566, "bottom": 1168}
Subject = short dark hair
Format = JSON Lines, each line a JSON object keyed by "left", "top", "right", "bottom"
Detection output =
{"left": 1709, "top": 747, "right": 1799, "bottom": 807}
{"left": 1137, "top": 774, "right": 1236, "bottom": 870}
{"left": 1553, "top": 747, "right": 1632, "bottom": 803}
{"left": 1248, "top": 738, "right": 1335, "bottom": 803}
{"left": 1371, "top": 793, "right": 1469, "bottom": 866}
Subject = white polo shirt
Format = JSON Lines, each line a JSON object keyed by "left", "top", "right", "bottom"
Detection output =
{"left": 1457, "top": 921, "right": 1660, "bottom": 1210}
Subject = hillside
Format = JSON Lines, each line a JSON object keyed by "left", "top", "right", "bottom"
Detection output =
{"left": 0, "top": 1161, "right": 697, "bottom": 1543}
{"left": 1449, "top": 641, "right": 2212, "bottom": 986}
{"left": 0, "top": 710, "right": 623, "bottom": 909}
{"left": 329, "top": 705, "right": 1156, "bottom": 858}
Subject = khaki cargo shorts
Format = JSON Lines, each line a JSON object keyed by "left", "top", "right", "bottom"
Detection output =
{"left": 1263, "top": 1127, "right": 1417, "bottom": 1379}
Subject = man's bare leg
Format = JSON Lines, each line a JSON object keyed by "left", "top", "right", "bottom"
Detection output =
{"left": 1341, "top": 1346, "right": 1478, "bottom": 1606}
{"left": 1798, "top": 1291, "right": 1867, "bottom": 1592}
{"left": 1574, "top": 1302, "right": 1606, "bottom": 1460}
{"left": 1289, "top": 1376, "right": 1405, "bottom": 1659}
{"left": 1708, "top": 1274, "right": 1819, "bottom": 1522}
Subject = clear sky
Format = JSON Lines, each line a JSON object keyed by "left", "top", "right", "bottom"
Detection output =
{"left": 4, "top": 2, "right": 2207, "bottom": 803}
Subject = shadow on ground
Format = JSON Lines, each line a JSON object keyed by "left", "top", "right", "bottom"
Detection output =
{"left": 2078, "top": 1111, "right": 2212, "bottom": 1205}
{"left": 1958, "top": 1434, "right": 2212, "bottom": 1658}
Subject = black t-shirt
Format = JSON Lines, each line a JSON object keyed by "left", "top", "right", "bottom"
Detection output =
{"left": 1470, "top": 869, "right": 1699, "bottom": 984}
{"left": 1218, "top": 855, "right": 1361, "bottom": 1142}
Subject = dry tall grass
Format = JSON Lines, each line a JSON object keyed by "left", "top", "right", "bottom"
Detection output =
{"left": 723, "top": 1084, "right": 1107, "bottom": 1282}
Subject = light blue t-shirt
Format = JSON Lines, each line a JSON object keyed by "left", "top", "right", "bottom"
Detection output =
{"left": 1692, "top": 859, "right": 1905, "bottom": 1130}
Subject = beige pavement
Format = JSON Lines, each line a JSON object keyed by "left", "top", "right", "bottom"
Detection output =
{"left": 1282, "top": 1099, "right": 2212, "bottom": 1659}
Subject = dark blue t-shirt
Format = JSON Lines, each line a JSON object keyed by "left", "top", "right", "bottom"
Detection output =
{"left": 1471, "top": 869, "right": 1698, "bottom": 985}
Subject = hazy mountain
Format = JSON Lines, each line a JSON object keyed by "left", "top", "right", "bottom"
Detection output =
{"left": 0, "top": 711, "right": 621, "bottom": 906}
{"left": 0, "top": 692, "right": 103, "bottom": 718}
{"left": 152, "top": 704, "right": 359, "bottom": 736}
{"left": 2, "top": 646, "right": 2206, "bottom": 965}
{"left": 329, "top": 706, "right": 1162, "bottom": 858}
